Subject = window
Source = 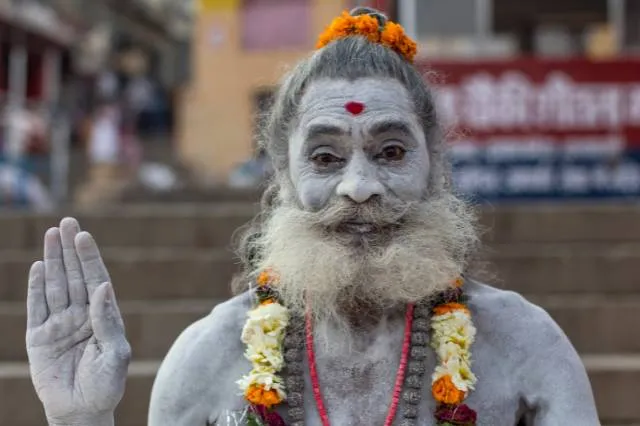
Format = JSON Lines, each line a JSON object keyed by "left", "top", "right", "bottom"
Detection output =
{"left": 493, "top": 0, "right": 607, "bottom": 55}
{"left": 415, "top": 0, "right": 480, "bottom": 37}
{"left": 241, "top": 0, "right": 311, "bottom": 51}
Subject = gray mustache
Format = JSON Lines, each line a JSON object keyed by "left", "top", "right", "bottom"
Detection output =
{"left": 313, "top": 198, "right": 416, "bottom": 229}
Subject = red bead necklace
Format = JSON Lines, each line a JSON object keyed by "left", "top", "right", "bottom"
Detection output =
{"left": 305, "top": 304, "right": 416, "bottom": 426}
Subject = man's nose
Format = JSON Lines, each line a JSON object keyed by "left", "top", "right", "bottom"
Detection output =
{"left": 336, "top": 155, "right": 384, "bottom": 204}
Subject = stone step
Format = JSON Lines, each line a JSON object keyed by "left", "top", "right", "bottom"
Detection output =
{"left": 479, "top": 202, "right": 640, "bottom": 243}
{"left": 0, "top": 361, "right": 156, "bottom": 426}
{"left": 1, "top": 203, "right": 640, "bottom": 251}
{"left": 0, "top": 300, "right": 218, "bottom": 362}
{"left": 0, "top": 249, "right": 238, "bottom": 302}
{"left": 0, "top": 204, "right": 258, "bottom": 251}
{"left": 2, "top": 243, "right": 640, "bottom": 304}
{"left": 1, "top": 356, "right": 638, "bottom": 426}
{"left": 2, "top": 295, "right": 639, "bottom": 362}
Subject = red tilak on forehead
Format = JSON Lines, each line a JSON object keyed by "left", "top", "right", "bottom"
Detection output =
{"left": 345, "top": 101, "right": 365, "bottom": 115}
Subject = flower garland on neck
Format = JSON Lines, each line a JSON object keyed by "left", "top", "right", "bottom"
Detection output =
{"left": 237, "top": 270, "right": 478, "bottom": 426}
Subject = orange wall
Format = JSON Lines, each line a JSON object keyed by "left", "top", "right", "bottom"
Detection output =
{"left": 176, "top": 0, "right": 347, "bottom": 182}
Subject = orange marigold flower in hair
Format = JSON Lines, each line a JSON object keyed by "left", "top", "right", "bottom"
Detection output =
{"left": 354, "top": 14, "right": 381, "bottom": 43}
{"left": 245, "top": 385, "right": 283, "bottom": 408}
{"left": 432, "top": 375, "right": 466, "bottom": 405}
{"left": 316, "top": 10, "right": 417, "bottom": 63}
{"left": 380, "top": 21, "right": 402, "bottom": 46}
{"left": 433, "top": 302, "right": 470, "bottom": 316}
{"left": 331, "top": 12, "right": 354, "bottom": 35}
{"left": 397, "top": 37, "right": 417, "bottom": 62}
{"left": 317, "top": 11, "right": 353, "bottom": 48}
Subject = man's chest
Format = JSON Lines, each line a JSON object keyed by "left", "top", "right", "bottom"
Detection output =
{"left": 278, "top": 348, "right": 523, "bottom": 426}
{"left": 217, "top": 322, "right": 526, "bottom": 425}
{"left": 218, "top": 361, "right": 523, "bottom": 425}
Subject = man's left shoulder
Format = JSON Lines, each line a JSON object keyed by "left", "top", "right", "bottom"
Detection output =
{"left": 464, "top": 280, "right": 570, "bottom": 352}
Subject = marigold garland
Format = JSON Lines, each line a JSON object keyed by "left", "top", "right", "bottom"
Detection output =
{"left": 431, "top": 277, "right": 478, "bottom": 425}
{"left": 237, "top": 269, "right": 289, "bottom": 421}
{"left": 316, "top": 10, "right": 418, "bottom": 63}
{"left": 239, "top": 271, "right": 478, "bottom": 425}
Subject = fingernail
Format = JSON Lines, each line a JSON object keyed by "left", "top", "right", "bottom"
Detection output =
{"left": 45, "top": 227, "right": 59, "bottom": 238}
{"left": 61, "top": 217, "right": 79, "bottom": 231}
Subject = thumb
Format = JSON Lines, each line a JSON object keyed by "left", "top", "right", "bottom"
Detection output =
{"left": 90, "top": 282, "right": 126, "bottom": 344}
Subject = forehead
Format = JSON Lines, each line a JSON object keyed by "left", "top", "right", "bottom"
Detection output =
{"left": 297, "top": 78, "right": 417, "bottom": 128}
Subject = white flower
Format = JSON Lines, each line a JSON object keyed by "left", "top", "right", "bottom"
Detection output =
{"left": 245, "top": 343, "right": 285, "bottom": 370}
{"left": 431, "top": 310, "right": 476, "bottom": 351}
{"left": 430, "top": 304, "right": 478, "bottom": 393}
{"left": 247, "top": 303, "right": 289, "bottom": 327}
{"left": 237, "top": 370, "right": 286, "bottom": 399}
{"left": 432, "top": 355, "right": 477, "bottom": 392}
{"left": 240, "top": 300, "right": 289, "bottom": 396}
{"left": 436, "top": 341, "right": 465, "bottom": 362}
{"left": 241, "top": 302, "right": 289, "bottom": 346}
{"left": 241, "top": 322, "right": 281, "bottom": 348}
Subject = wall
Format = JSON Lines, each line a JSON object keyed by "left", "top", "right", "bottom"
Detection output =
{"left": 176, "top": 0, "right": 346, "bottom": 182}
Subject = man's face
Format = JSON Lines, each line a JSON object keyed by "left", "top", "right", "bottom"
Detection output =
{"left": 288, "top": 78, "right": 430, "bottom": 217}
{"left": 255, "top": 77, "right": 473, "bottom": 321}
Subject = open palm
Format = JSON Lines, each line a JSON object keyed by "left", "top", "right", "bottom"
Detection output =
{"left": 26, "top": 218, "right": 131, "bottom": 424}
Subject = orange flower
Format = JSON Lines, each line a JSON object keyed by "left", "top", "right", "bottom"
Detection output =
{"left": 380, "top": 21, "right": 417, "bottom": 63}
{"left": 433, "top": 302, "right": 470, "bottom": 316}
{"left": 380, "top": 21, "right": 402, "bottom": 46}
{"left": 317, "top": 11, "right": 356, "bottom": 48}
{"left": 354, "top": 14, "right": 380, "bottom": 43}
{"left": 454, "top": 277, "right": 464, "bottom": 288}
{"left": 245, "top": 385, "right": 283, "bottom": 408}
{"left": 432, "top": 375, "right": 466, "bottom": 405}
{"left": 257, "top": 269, "right": 276, "bottom": 287}
{"left": 316, "top": 10, "right": 417, "bottom": 62}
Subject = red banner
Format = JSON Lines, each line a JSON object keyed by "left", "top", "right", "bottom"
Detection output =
{"left": 415, "top": 58, "right": 640, "bottom": 199}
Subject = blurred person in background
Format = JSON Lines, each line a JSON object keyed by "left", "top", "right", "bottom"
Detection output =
{"left": 0, "top": 104, "right": 53, "bottom": 210}
{"left": 24, "top": 7, "right": 600, "bottom": 426}
{"left": 87, "top": 100, "right": 122, "bottom": 168}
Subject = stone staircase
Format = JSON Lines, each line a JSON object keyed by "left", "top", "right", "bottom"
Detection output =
{"left": 0, "top": 203, "right": 639, "bottom": 425}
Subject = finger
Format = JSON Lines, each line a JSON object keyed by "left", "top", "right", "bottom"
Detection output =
{"left": 44, "top": 228, "right": 69, "bottom": 313}
{"left": 27, "top": 261, "right": 48, "bottom": 328}
{"left": 75, "top": 232, "right": 110, "bottom": 300}
{"left": 60, "top": 217, "right": 87, "bottom": 306}
{"left": 89, "top": 282, "right": 126, "bottom": 344}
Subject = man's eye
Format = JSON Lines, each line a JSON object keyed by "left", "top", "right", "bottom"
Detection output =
{"left": 377, "top": 145, "right": 406, "bottom": 161}
{"left": 311, "top": 153, "right": 342, "bottom": 166}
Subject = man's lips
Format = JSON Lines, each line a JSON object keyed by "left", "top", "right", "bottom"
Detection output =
{"left": 340, "top": 221, "right": 376, "bottom": 233}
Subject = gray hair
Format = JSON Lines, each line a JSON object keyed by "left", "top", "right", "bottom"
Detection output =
{"left": 233, "top": 9, "right": 452, "bottom": 289}
{"left": 263, "top": 38, "right": 445, "bottom": 192}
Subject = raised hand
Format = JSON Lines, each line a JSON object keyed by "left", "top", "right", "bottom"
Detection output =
{"left": 26, "top": 218, "right": 131, "bottom": 425}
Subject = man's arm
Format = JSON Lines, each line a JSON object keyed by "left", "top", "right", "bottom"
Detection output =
{"left": 148, "top": 294, "right": 252, "bottom": 426}
{"left": 518, "top": 304, "right": 600, "bottom": 426}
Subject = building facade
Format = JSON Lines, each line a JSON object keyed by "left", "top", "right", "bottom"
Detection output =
{"left": 176, "top": 0, "right": 346, "bottom": 181}
{"left": 178, "top": 0, "right": 638, "bottom": 182}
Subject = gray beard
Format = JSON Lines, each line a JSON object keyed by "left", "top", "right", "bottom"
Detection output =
{"left": 248, "top": 190, "right": 480, "bottom": 332}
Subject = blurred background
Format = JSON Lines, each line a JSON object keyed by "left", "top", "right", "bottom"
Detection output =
{"left": 0, "top": 0, "right": 639, "bottom": 425}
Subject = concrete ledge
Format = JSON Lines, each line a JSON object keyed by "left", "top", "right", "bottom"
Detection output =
{"left": 2, "top": 245, "right": 640, "bottom": 304}
{"left": 0, "top": 203, "right": 259, "bottom": 251}
{"left": 1, "top": 355, "right": 638, "bottom": 425}
{"left": 2, "top": 203, "right": 640, "bottom": 250}
{"left": 2, "top": 296, "right": 640, "bottom": 360}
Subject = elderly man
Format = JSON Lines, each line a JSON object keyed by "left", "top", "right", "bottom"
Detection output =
{"left": 25, "top": 8, "right": 600, "bottom": 426}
